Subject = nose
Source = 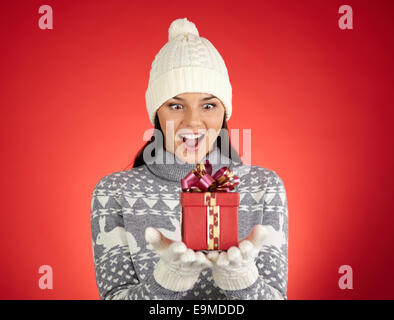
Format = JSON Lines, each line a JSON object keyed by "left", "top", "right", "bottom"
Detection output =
{"left": 182, "top": 106, "right": 203, "bottom": 127}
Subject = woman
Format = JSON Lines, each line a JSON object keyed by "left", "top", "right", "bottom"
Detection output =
{"left": 91, "top": 18, "right": 288, "bottom": 300}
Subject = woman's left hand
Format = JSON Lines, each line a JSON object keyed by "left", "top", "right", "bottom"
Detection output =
{"left": 207, "top": 224, "right": 267, "bottom": 291}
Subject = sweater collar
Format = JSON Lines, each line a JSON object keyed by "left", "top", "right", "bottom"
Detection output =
{"left": 145, "top": 145, "right": 236, "bottom": 182}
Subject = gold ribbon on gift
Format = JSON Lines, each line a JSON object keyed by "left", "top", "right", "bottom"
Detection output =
{"left": 205, "top": 192, "right": 220, "bottom": 250}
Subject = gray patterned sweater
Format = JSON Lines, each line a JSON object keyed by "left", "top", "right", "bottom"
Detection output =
{"left": 90, "top": 145, "right": 288, "bottom": 300}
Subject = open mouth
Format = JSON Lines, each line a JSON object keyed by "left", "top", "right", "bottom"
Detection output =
{"left": 178, "top": 132, "right": 205, "bottom": 151}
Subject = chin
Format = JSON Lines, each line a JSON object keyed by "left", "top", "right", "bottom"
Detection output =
{"left": 174, "top": 143, "right": 210, "bottom": 164}
{"left": 180, "top": 151, "right": 204, "bottom": 164}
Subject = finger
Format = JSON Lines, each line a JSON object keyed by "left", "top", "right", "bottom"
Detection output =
{"left": 194, "top": 251, "right": 205, "bottom": 264}
{"left": 202, "top": 256, "right": 213, "bottom": 268}
{"left": 242, "top": 224, "right": 267, "bottom": 251}
{"left": 207, "top": 250, "right": 220, "bottom": 262}
{"left": 239, "top": 240, "right": 254, "bottom": 259}
{"left": 216, "top": 252, "right": 230, "bottom": 267}
{"left": 227, "top": 246, "right": 242, "bottom": 267}
{"left": 167, "top": 241, "right": 187, "bottom": 260}
{"left": 180, "top": 248, "right": 196, "bottom": 267}
{"left": 145, "top": 227, "right": 173, "bottom": 252}
{"left": 194, "top": 251, "right": 212, "bottom": 268}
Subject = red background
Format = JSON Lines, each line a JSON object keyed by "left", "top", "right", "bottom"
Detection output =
{"left": 0, "top": 0, "right": 393, "bottom": 299}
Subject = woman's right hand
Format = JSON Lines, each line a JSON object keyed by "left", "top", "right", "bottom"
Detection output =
{"left": 145, "top": 227, "right": 212, "bottom": 291}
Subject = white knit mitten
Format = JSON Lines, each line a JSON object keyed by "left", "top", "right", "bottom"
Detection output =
{"left": 207, "top": 224, "right": 267, "bottom": 290}
{"left": 145, "top": 227, "right": 212, "bottom": 291}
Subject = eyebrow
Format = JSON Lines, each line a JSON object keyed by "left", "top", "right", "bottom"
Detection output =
{"left": 171, "top": 95, "right": 216, "bottom": 101}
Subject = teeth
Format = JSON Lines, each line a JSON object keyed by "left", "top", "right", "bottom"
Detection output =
{"left": 180, "top": 133, "right": 204, "bottom": 140}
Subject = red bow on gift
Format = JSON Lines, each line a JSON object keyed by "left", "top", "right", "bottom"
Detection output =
{"left": 181, "top": 159, "right": 240, "bottom": 192}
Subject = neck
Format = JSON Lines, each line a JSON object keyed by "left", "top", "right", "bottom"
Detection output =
{"left": 145, "top": 145, "right": 236, "bottom": 182}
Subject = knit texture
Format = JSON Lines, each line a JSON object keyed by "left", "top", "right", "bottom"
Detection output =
{"left": 212, "top": 261, "right": 259, "bottom": 291}
{"left": 153, "top": 258, "right": 201, "bottom": 291}
{"left": 145, "top": 17, "right": 232, "bottom": 125}
{"left": 90, "top": 146, "right": 288, "bottom": 300}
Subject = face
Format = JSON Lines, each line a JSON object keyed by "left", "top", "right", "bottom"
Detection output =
{"left": 156, "top": 92, "right": 225, "bottom": 164}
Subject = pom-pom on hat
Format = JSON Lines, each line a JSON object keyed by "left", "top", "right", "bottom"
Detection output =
{"left": 145, "top": 17, "right": 233, "bottom": 125}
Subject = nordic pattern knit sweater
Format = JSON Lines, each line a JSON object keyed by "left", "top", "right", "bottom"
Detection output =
{"left": 90, "top": 145, "right": 289, "bottom": 300}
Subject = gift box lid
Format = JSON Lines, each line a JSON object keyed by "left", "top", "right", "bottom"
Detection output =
{"left": 180, "top": 192, "right": 240, "bottom": 207}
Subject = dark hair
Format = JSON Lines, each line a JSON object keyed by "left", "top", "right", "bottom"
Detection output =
{"left": 123, "top": 112, "right": 242, "bottom": 170}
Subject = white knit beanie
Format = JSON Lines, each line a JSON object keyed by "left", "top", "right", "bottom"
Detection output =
{"left": 145, "top": 17, "right": 233, "bottom": 126}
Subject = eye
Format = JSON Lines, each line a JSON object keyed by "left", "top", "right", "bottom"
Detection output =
{"left": 203, "top": 103, "right": 216, "bottom": 110}
{"left": 168, "top": 103, "right": 183, "bottom": 110}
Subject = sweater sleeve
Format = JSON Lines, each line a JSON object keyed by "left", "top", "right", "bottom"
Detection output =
{"left": 90, "top": 174, "right": 188, "bottom": 300}
{"left": 222, "top": 170, "right": 289, "bottom": 300}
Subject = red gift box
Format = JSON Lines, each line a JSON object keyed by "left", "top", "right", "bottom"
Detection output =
{"left": 179, "top": 159, "right": 241, "bottom": 251}
{"left": 180, "top": 191, "right": 240, "bottom": 251}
